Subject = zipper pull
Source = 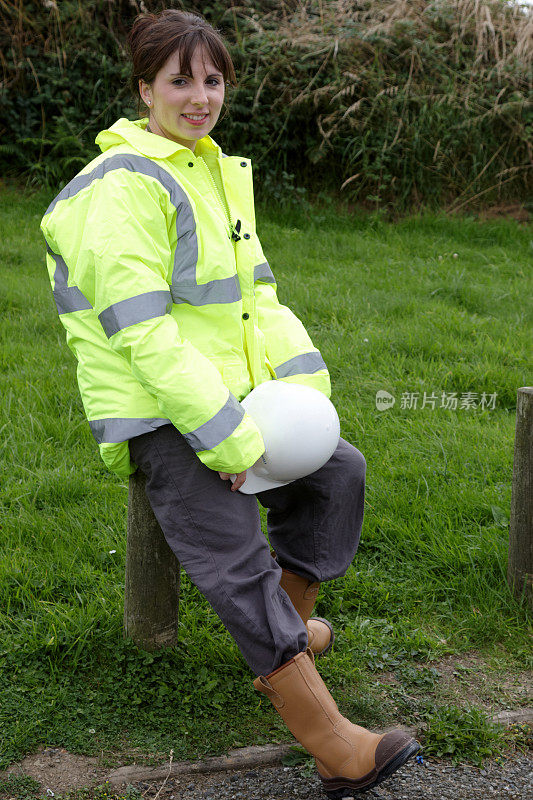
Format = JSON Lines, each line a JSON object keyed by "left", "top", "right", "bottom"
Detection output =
{"left": 231, "top": 219, "right": 242, "bottom": 242}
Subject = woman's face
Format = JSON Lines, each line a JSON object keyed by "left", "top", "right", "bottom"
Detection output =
{"left": 139, "top": 45, "right": 225, "bottom": 152}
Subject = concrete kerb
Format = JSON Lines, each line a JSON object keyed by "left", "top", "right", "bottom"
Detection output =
{"left": 104, "top": 709, "right": 533, "bottom": 789}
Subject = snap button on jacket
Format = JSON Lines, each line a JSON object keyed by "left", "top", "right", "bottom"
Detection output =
{"left": 40, "top": 117, "right": 330, "bottom": 477}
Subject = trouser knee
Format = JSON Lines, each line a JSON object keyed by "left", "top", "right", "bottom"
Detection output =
{"left": 315, "top": 442, "right": 366, "bottom": 581}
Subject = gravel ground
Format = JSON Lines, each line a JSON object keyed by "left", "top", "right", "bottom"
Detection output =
{"left": 130, "top": 754, "right": 533, "bottom": 800}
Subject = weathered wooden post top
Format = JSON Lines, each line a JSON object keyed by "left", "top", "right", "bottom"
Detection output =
{"left": 124, "top": 469, "right": 181, "bottom": 650}
{"left": 508, "top": 386, "right": 533, "bottom": 611}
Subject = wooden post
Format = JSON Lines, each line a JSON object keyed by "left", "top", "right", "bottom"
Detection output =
{"left": 124, "top": 469, "right": 180, "bottom": 650}
{"left": 507, "top": 387, "right": 533, "bottom": 610}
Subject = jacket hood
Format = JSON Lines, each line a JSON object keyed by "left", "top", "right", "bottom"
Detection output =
{"left": 95, "top": 117, "right": 222, "bottom": 160}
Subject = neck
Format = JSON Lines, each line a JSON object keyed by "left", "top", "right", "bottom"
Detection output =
{"left": 146, "top": 114, "right": 196, "bottom": 153}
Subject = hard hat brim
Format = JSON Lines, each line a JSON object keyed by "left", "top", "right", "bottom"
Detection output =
{"left": 231, "top": 472, "right": 293, "bottom": 495}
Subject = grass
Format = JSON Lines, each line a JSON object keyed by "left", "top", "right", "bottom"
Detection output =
{"left": 0, "top": 777, "right": 144, "bottom": 800}
{"left": 0, "top": 183, "right": 531, "bottom": 781}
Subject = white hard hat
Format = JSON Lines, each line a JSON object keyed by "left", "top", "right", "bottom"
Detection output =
{"left": 233, "top": 380, "right": 340, "bottom": 494}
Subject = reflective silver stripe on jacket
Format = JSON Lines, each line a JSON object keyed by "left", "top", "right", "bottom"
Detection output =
{"left": 90, "top": 396, "right": 244, "bottom": 451}
{"left": 46, "top": 245, "right": 92, "bottom": 315}
{"left": 171, "top": 275, "right": 241, "bottom": 306}
{"left": 253, "top": 262, "right": 276, "bottom": 284}
{"left": 99, "top": 290, "right": 173, "bottom": 338}
{"left": 274, "top": 352, "right": 327, "bottom": 378}
{"left": 45, "top": 153, "right": 240, "bottom": 306}
{"left": 89, "top": 417, "right": 170, "bottom": 444}
{"left": 182, "top": 393, "right": 244, "bottom": 452}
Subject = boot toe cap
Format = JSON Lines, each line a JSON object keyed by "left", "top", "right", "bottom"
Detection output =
{"left": 307, "top": 617, "right": 334, "bottom": 655}
{"left": 375, "top": 730, "right": 418, "bottom": 770}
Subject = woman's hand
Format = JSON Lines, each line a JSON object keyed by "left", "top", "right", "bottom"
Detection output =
{"left": 218, "top": 470, "right": 247, "bottom": 492}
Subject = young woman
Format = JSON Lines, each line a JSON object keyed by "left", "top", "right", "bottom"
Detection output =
{"left": 40, "top": 9, "right": 419, "bottom": 797}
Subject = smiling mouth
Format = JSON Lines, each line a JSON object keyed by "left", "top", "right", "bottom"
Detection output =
{"left": 182, "top": 113, "right": 209, "bottom": 122}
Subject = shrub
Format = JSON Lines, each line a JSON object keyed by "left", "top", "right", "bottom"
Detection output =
{"left": 1, "top": 0, "right": 531, "bottom": 211}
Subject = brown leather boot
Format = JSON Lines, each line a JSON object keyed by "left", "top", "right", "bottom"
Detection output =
{"left": 254, "top": 648, "right": 419, "bottom": 798}
{"left": 279, "top": 568, "right": 334, "bottom": 656}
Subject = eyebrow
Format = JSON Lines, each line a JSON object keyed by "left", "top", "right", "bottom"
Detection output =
{"left": 169, "top": 72, "right": 223, "bottom": 78}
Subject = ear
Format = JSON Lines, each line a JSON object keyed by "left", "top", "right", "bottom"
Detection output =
{"left": 139, "top": 79, "right": 152, "bottom": 107}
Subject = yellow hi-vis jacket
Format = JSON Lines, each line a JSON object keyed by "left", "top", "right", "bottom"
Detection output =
{"left": 40, "top": 117, "right": 330, "bottom": 478}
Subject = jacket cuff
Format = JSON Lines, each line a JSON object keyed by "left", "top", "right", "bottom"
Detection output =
{"left": 195, "top": 412, "right": 265, "bottom": 474}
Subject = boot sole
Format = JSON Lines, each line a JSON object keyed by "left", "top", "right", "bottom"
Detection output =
{"left": 310, "top": 617, "right": 335, "bottom": 657}
{"left": 320, "top": 739, "right": 420, "bottom": 798}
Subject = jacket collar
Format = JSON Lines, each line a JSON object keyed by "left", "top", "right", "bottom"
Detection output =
{"left": 95, "top": 117, "right": 223, "bottom": 160}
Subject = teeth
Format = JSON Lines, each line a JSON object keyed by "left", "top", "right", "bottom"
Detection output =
{"left": 183, "top": 114, "right": 207, "bottom": 120}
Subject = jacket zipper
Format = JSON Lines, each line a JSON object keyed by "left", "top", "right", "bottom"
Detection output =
{"left": 198, "top": 157, "right": 236, "bottom": 240}
{"left": 198, "top": 157, "right": 242, "bottom": 242}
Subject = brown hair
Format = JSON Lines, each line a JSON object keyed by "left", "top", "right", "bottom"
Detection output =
{"left": 128, "top": 9, "right": 237, "bottom": 112}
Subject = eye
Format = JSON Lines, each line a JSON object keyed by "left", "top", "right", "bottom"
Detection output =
{"left": 172, "top": 77, "right": 221, "bottom": 86}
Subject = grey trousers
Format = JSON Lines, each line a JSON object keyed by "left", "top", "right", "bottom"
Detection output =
{"left": 128, "top": 424, "right": 366, "bottom": 676}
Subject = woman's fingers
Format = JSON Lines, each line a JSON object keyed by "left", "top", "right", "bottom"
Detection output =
{"left": 218, "top": 470, "right": 247, "bottom": 490}
{"left": 231, "top": 470, "right": 247, "bottom": 492}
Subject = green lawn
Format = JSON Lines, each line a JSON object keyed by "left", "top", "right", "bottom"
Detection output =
{"left": 0, "top": 184, "right": 531, "bottom": 773}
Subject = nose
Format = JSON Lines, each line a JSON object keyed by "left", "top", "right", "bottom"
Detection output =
{"left": 190, "top": 80, "right": 208, "bottom": 106}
